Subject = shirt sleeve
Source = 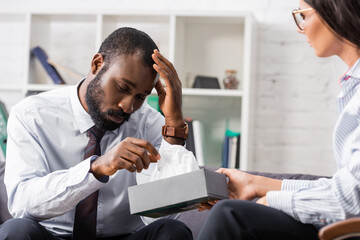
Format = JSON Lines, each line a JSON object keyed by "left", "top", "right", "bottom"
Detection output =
{"left": 5, "top": 107, "right": 106, "bottom": 221}
{"left": 281, "top": 177, "right": 332, "bottom": 191}
{"left": 267, "top": 159, "right": 360, "bottom": 227}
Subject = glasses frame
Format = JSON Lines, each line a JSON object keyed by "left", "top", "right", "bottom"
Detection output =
{"left": 292, "top": 8, "right": 314, "bottom": 31}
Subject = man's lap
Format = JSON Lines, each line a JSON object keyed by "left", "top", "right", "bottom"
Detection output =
{"left": 0, "top": 218, "right": 192, "bottom": 240}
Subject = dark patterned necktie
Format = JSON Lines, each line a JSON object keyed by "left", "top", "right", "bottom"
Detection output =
{"left": 72, "top": 126, "right": 105, "bottom": 240}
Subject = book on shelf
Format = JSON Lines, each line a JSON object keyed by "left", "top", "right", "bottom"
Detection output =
{"left": 185, "top": 119, "right": 205, "bottom": 166}
{"left": 47, "top": 59, "right": 84, "bottom": 81}
{"left": 221, "top": 130, "right": 241, "bottom": 169}
{"left": 31, "top": 46, "right": 66, "bottom": 85}
{"left": 228, "top": 135, "right": 238, "bottom": 169}
{"left": 235, "top": 134, "right": 241, "bottom": 169}
{"left": 221, "top": 135, "right": 230, "bottom": 168}
{"left": 0, "top": 101, "right": 8, "bottom": 160}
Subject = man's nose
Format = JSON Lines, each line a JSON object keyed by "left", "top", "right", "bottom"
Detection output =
{"left": 118, "top": 96, "right": 134, "bottom": 113}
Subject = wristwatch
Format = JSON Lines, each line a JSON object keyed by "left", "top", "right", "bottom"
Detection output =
{"left": 162, "top": 122, "right": 188, "bottom": 140}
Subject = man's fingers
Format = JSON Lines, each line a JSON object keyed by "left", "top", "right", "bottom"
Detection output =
{"left": 152, "top": 50, "right": 180, "bottom": 89}
{"left": 115, "top": 157, "right": 137, "bottom": 172}
{"left": 148, "top": 152, "right": 159, "bottom": 163}
{"left": 152, "top": 62, "right": 175, "bottom": 89}
{"left": 121, "top": 148, "right": 146, "bottom": 172}
{"left": 197, "top": 199, "right": 222, "bottom": 212}
{"left": 126, "top": 137, "right": 160, "bottom": 161}
{"left": 153, "top": 49, "right": 176, "bottom": 73}
{"left": 208, "top": 200, "right": 217, "bottom": 206}
{"left": 198, "top": 203, "right": 212, "bottom": 212}
{"left": 114, "top": 138, "right": 160, "bottom": 173}
{"left": 152, "top": 52, "right": 173, "bottom": 77}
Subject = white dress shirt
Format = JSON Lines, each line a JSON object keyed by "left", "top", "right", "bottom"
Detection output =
{"left": 4, "top": 83, "right": 178, "bottom": 237}
{"left": 267, "top": 58, "right": 360, "bottom": 228}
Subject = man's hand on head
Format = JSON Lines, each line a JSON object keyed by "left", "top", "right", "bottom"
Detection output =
{"left": 152, "top": 49, "right": 185, "bottom": 145}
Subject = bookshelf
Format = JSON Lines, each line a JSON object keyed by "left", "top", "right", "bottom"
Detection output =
{"left": 0, "top": 10, "right": 256, "bottom": 171}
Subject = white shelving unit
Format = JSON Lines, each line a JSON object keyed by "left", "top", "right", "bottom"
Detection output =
{"left": 0, "top": 10, "right": 256, "bottom": 170}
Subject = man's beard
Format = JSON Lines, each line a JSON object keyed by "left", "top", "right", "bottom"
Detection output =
{"left": 85, "top": 71, "right": 131, "bottom": 131}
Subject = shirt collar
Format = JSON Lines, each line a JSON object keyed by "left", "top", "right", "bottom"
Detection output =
{"left": 347, "top": 57, "right": 360, "bottom": 79}
{"left": 70, "top": 80, "right": 95, "bottom": 134}
{"left": 340, "top": 57, "right": 360, "bottom": 85}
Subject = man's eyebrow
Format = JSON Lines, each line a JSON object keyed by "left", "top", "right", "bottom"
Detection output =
{"left": 121, "top": 78, "right": 151, "bottom": 95}
{"left": 121, "top": 78, "right": 137, "bottom": 88}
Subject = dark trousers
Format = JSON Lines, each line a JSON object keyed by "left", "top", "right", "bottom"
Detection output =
{"left": 0, "top": 218, "right": 193, "bottom": 240}
{"left": 197, "top": 199, "right": 319, "bottom": 240}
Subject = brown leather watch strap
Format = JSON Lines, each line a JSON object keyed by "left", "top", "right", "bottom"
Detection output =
{"left": 162, "top": 122, "right": 188, "bottom": 140}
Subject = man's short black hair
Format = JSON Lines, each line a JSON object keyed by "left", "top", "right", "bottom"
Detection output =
{"left": 98, "top": 27, "right": 158, "bottom": 72}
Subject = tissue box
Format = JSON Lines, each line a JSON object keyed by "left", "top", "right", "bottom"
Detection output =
{"left": 128, "top": 169, "right": 228, "bottom": 218}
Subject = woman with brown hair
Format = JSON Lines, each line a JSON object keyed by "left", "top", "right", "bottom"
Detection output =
{"left": 197, "top": 0, "right": 360, "bottom": 239}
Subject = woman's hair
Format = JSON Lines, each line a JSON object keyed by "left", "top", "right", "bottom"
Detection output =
{"left": 304, "top": 0, "right": 360, "bottom": 49}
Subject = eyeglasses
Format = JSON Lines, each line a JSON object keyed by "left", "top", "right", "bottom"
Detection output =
{"left": 292, "top": 8, "right": 314, "bottom": 31}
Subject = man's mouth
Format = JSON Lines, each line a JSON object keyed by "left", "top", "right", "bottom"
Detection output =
{"left": 108, "top": 115, "right": 125, "bottom": 124}
{"left": 106, "top": 108, "right": 131, "bottom": 123}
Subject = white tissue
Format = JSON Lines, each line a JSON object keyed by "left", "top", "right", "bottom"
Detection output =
{"left": 139, "top": 144, "right": 200, "bottom": 225}
{"left": 157, "top": 144, "right": 199, "bottom": 179}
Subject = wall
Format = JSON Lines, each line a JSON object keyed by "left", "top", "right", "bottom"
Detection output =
{"left": 0, "top": 0, "right": 346, "bottom": 175}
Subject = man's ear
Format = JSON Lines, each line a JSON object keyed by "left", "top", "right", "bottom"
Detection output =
{"left": 91, "top": 53, "right": 104, "bottom": 75}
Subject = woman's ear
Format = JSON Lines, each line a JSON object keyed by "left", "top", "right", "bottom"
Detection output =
{"left": 91, "top": 53, "right": 104, "bottom": 74}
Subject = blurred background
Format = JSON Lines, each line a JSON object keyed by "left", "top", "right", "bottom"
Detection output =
{"left": 0, "top": 0, "right": 346, "bottom": 175}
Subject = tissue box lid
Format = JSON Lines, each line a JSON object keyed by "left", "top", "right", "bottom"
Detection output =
{"left": 128, "top": 168, "right": 228, "bottom": 218}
